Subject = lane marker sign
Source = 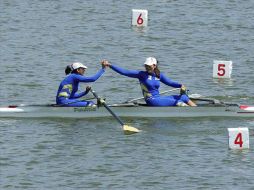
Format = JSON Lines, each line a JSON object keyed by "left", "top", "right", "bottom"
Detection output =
{"left": 213, "top": 60, "right": 232, "bottom": 79}
{"left": 228, "top": 128, "right": 249, "bottom": 150}
{"left": 132, "top": 9, "right": 148, "bottom": 27}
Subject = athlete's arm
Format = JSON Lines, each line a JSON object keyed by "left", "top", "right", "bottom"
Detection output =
{"left": 160, "top": 73, "right": 182, "bottom": 88}
{"left": 110, "top": 64, "right": 141, "bottom": 78}
{"left": 75, "top": 68, "right": 105, "bottom": 82}
{"left": 72, "top": 91, "right": 89, "bottom": 99}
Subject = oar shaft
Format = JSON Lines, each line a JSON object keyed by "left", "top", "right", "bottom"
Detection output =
{"left": 89, "top": 89, "right": 140, "bottom": 134}
{"left": 101, "top": 102, "right": 124, "bottom": 126}
{"left": 127, "top": 88, "right": 180, "bottom": 103}
{"left": 190, "top": 97, "right": 221, "bottom": 104}
{"left": 90, "top": 90, "right": 124, "bottom": 126}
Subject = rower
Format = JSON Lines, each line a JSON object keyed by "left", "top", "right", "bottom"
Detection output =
{"left": 56, "top": 61, "right": 107, "bottom": 107}
{"left": 105, "top": 57, "right": 196, "bottom": 107}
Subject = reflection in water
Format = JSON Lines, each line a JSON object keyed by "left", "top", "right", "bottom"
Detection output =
{"left": 212, "top": 78, "right": 234, "bottom": 86}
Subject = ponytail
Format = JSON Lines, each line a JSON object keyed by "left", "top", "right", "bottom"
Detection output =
{"left": 65, "top": 65, "right": 72, "bottom": 75}
{"left": 154, "top": 60, "right": 160, "bottom": 78}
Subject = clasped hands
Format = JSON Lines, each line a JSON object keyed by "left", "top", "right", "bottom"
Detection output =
{"left": 101, "top": 59, "right": 111, "bottom": 68}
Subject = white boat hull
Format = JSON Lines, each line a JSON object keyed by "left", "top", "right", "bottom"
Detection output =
{"left": 1, "top": 103, "right": 254, "bottom": 118}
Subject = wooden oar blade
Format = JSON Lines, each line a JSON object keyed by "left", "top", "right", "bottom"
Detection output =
{"left": 123, "top": 125, "right": 140, "bottom": 135}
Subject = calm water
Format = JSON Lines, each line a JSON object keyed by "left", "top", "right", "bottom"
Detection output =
{"left": 1, "top": 0, "right": 254, "bottom": 189}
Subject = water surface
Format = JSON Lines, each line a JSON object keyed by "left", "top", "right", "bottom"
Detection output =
{"left": 1, "top": 0, "right": 254, "bottom": 189}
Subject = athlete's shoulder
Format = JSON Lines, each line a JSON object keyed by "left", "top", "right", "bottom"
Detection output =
{"left": 136, "top": 71, "right": 148, "bottom": 78}
{"left": 70, "top": 73, "right": 83, "bottom": 79}
{"left": 64, "top": 73, "right": 81, "bottom": 82}
{"left": 139, "top": 71, "right": 148, "bottom": 75}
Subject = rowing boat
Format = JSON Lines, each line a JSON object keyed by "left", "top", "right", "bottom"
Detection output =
{"left": 0, "top": 98, "right": 254, "bottom": 118}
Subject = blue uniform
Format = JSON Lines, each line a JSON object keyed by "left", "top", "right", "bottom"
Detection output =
{"left": 110, "top": 64, "right": 190, "bottom": 106}
{"left": 56, "top": 69, "right": 105, "bottom": 106}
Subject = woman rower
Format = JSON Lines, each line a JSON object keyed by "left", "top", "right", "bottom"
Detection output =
{"left": 105, "top": 57, "right": 196, "bottom": 106}
{"left": 56, "top": 61, "right": 106, "bottom": 107}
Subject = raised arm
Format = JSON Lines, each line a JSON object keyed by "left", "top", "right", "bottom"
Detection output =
{"left": 75, "top": 68, "right": 105, "bottom": 82}
{"left": 109, "top": 64, "right": 140, "bottom": 78}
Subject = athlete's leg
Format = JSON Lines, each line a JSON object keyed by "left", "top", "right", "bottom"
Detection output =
{"left": 57, "top": 98, "right": 95, "bottom": 107}
{"left": 173, "top": 95, "right": 197, "bottom": 107}
{"left": 187, "top": 100, "right": 197, "bottom": 106}
{"left": 146, "top": 96, "right": 178, "bottom": 106}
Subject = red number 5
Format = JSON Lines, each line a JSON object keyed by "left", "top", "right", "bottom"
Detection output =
{"left": 234, "top": 133, "right": 243, "bottom": 147}
{"left": 137, "top": 13, "right": 143, "bottom": 25}
{"left": 217, "top": 64, "right": 225, "bottom": 76}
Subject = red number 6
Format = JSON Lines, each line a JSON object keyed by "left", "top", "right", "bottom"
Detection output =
{"left": 137, "top": 13, "right": 143, "bottom": 25}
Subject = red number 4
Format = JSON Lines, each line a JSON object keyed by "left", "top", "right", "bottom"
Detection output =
{"left": 217, "top": 64, "right": 225, "bottom": 76}
{"left": 234, "top": 133, "right": 243, "bottom": 147}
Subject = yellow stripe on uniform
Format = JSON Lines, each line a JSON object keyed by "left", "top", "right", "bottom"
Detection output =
{"left": 58, "top": 84, "right": 73, "bottom": 98}
{"left": 58, "top": 92, "right": 69, "bottom": 98}
{"left": 63, "top": 84, "right": 73, "bottom": 93}
{"left": 140, "top": 83, "right": 151, "bottom": 99}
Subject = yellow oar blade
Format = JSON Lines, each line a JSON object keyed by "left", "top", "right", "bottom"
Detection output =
{"left": 123, "top": 125, "right": 140, "bottom": 135}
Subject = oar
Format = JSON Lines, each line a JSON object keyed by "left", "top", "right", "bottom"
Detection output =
{"left": 126, "top": 88, "right": 180, "bottom": 103}
{"left": 190, "top": 97, "right": 240, "bottom": 106}
{"left": 190, "top": 97, "right": 222, "bottom": 104}
{"left": 90, "top": 89, "right": 140, "bottom": 135}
